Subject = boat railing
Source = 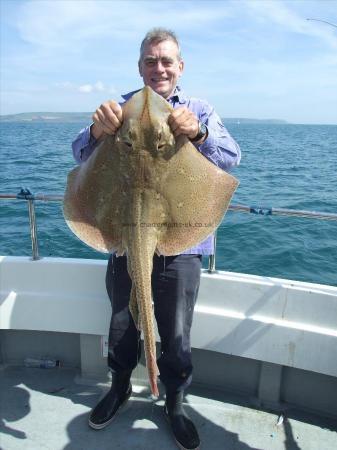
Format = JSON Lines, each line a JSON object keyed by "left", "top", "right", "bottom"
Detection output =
{"left": 1, "top": 188, "right": 337, "bottom": 271}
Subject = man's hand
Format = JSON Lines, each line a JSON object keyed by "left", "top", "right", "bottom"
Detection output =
{"left": 168, "top": 107, "right": 199, "bottom": 140}
{"left": 91, "top": 101, "right": 123, "bottom": 140}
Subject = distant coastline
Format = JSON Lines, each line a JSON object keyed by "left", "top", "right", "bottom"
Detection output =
{"left": 0, "top": 112, "right": 93, "bottom": 123}
{"left": 223, "top": 118, "right": 288, "bottom": 124}
{"left": 0, "top": 112, "right": 289, "bottom": 124}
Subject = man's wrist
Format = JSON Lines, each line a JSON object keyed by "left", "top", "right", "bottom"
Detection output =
{"left": 91, "top": 122, "right": 105, "bottom": 140}
{"left": 190, "top": 121, "right": 208, "bottom": 144}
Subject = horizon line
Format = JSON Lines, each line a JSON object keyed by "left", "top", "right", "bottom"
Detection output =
{"left": 0, "top": 111, "right": 336, "bottom": 126}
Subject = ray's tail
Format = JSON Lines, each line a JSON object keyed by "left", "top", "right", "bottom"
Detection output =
{"left": 126, "top": 193, "right": 160, "bottom": 397}
{"left": 128, "top": 239, "right": 159, "bottom": 397}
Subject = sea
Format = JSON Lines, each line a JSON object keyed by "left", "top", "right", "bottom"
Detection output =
{"left": 0, "top": 121, "right": 336, "bottom": 287}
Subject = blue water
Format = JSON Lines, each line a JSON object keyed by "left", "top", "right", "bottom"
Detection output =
{"left": 0, "top": 122, "right": 336, "bottom": 286}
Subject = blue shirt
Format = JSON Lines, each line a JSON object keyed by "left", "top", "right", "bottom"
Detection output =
{"left": 71, "top": 86, "right": 241, "bottom": 255}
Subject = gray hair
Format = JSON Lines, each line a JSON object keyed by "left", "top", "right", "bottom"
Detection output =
{"left": 139, "top": 28, "right": 182, "bottom": 62}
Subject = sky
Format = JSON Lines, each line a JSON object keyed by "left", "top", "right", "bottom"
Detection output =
{"left": 1, "top": 0, "right": 337, "bottom": 124}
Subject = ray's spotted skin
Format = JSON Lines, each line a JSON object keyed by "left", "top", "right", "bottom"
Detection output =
{"left": 63, "top": 86, "right": 239, "bottom": 395}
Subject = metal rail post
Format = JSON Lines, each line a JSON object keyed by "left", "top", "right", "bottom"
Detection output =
{"left": 17, "top": 188, "right": 40, "bottom": 260}
{"left": 208, "top": 231, "right": 217, "bottom": 273}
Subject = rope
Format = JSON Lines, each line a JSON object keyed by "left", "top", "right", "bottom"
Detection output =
{"left": 1, "top": 191, "right": 337, "bottom": 221}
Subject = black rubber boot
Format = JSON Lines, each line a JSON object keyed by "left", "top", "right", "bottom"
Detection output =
{"left": 164, "top": 390, "right": 200, "bottom": 450}
{"left": 88, "top": 370, "right": 132, "bottom": 430}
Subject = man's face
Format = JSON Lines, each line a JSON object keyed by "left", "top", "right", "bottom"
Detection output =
{"left": 138, "top": 40, "right": 184, "bottom": 99}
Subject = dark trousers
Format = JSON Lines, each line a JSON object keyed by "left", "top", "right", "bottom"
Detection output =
{"left": 106, "top": 253, "right": 202, "bottom": 392}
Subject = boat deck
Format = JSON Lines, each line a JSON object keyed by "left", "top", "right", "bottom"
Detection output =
{"left": 1, "top": 366, "right": 336, "bottom": 450}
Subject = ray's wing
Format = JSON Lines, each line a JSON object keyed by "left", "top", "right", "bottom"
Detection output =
{"left": 63, "top": 135, "right": 124, "bottom": 254}
{"left": 157, "top": 138, "right": 239, "bottom": 256}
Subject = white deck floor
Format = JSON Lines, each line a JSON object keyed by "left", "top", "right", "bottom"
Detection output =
{"left": 1, "top": 366, "right": 336, "bottom": 450}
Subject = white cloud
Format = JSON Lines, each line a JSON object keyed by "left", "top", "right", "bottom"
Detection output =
{"left": 54, "top": 80, "right": 115, "bottom": 95}
{"left": 94, "top": 81, "right": 104, "bottom": 92}
{"left": 78, "top": 84, "right": 93, "bottom": 93}
{"left": 77, "top": 81, "right": 113, "bottom": 94}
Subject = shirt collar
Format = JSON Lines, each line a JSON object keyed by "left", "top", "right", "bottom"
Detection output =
{"left": 121, "top": 85, "right": 187, "bottom": 104}
{"left": 168, "top": 86, "right": 187, "bottom": 104}
{"left": 121, "top": 89, "right": 141, "bottom": 101}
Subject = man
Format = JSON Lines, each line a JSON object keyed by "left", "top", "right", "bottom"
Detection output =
{"left": 72, "top": 28, "right": 240, "bottom": 450}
